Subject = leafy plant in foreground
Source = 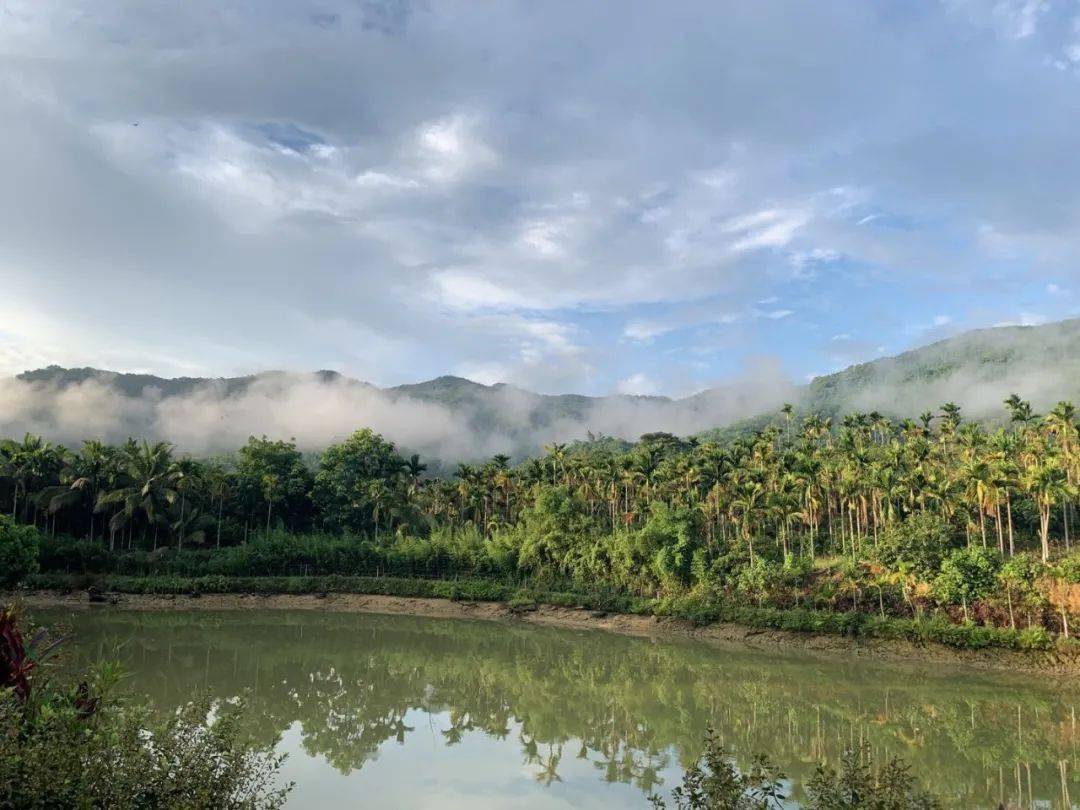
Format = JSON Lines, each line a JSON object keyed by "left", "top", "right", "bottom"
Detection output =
{"left": 650, "top": 729, "right": 941, "bottom": 810}
{"left": 0, "top": 606, "right": 292, "bottom": 809}
{"left": 649, "top": 727, "right": 786, "bottom": 809}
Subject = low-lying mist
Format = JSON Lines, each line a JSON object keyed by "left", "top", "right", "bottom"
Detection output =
{"left": 0, "top": 366, "right": 795, "bottom": 462}
{"left": 4, "top": 324, "right": 1079, "bottom": 463}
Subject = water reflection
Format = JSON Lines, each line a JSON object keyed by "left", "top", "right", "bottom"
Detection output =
{"left": 41, "top": 609, "right": 1080, "bottom": 808}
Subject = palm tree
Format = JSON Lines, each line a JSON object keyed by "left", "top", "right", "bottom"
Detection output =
{"left": 169, "top": 457, "right": 203, "bottom": 550}
{"left": 1004, "top": 393, "right": 1035, "bottom": 426}
{"left": 261, "top": 473, "right": 281, "bottom": 537}
{"left": 205, "top": 463, "right": 232, "bottom": 548}
{"left": 97, "top": 441, "right": 176, "bottom": 550}
{"left": 367, "top": 479, "right": 394, "bottom": 542}
{"left": 404, "top": 454, "right": 428, "bottom": 499}
{"left": 1020, "top": 458, "right": 1072, "bottom": 561}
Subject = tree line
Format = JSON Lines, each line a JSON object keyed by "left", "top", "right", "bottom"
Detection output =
{"left": 3, "top": 396, "right": 1077, "bottom": 556}
{"left": 2, "top": 395, "right": 1079, "bottom": 636}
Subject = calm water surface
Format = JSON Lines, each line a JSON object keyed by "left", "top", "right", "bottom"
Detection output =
{"left": 35, "top": 608, "right": 1080, "bottom": 808}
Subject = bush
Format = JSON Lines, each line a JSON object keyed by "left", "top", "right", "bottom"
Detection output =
{"left": 0, "top": 515, "right": 40, "bottom": 588}
{"left": 649, "top": 727, "right": 785, "bottom": 809}
{"left": 37, "top": 535, "right": 118, "bottom": 574}
{"left": 933, "top": 546, "right": 1001, "bottom": 619}
{"left": 0, "top": 608, "right": 292, "bottom": 808}
{"left": 651, "top": 729, "right": 940, "bottom": 809}
{"left": 806, "top": 746, "right": 941, "bottom": 809}
{"left": 874, "top": 513, "right": 956, "bottom": 577}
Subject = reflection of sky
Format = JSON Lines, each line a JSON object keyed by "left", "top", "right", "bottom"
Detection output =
{"left": 36, "top": 608, "right": 1080, "bottom": 808}
{"left": 279, "top": 712, "right": 681, "bottom": 809}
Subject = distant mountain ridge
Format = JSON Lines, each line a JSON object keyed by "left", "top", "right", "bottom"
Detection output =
{"left": 9, "top": 318, "right": 1080, "bottom": 455}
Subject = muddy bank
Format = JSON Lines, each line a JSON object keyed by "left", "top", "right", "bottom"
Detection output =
{"left": 14, "top": 589, "right": 1080, "bottom": 679}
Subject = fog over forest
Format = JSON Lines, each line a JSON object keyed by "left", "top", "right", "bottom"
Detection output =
{"left": 4, "top": 320, "right": 1080, "bottom": 461}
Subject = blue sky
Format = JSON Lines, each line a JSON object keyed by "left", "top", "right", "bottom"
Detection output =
{"left": 2, "top": 0, "right": 1080, "bottom": 397}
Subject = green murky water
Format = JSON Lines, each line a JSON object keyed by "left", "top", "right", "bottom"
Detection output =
{"left": 34, "top": 608, "right": 1080, "bottom": 808}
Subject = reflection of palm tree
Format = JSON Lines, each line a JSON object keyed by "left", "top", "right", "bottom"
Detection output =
{"left": 69, "top": 609, "right": 1077, "bottom": 807}
{"left": 535, "top": 743, "right": 563, "bottom": 786}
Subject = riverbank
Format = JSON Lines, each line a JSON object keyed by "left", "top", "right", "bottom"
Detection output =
{"left": 13, "top": 586, "right": 1080, "bottom": 678}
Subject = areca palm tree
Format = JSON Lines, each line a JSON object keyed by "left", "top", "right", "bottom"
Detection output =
{"left": 205, "top": 463, "right": 232, "bottom": 548}
{"left": 1020, "top": 458, "right": 1073, "bottom": 561}
{"left": 367, "top": 479, "right": 395, "bottom": 542}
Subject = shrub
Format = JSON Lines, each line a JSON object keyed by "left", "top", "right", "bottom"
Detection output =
{"left": 649, "top": 727, "right": 785, "bottom": 809}
{"left": 874, "top": 513, "right": 956, "bottom": 577}
{"left": 933, "top": 547, "right": 1001, "bottom": 620}
{"left": 650, "top": 730, "right": 940, "bottom": 809}
{"left": 0, "top": 516, "right": 40, "bottom": 588}
{"left": 0, "top": 608, "right": 292, "bottom": 808}
{"left": 806, "top": 746, "right": 941, "bottom": 809}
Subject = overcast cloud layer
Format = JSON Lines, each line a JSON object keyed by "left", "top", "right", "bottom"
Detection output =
{"left": 3, "top": 0, "right": 1080, "bottom": 398}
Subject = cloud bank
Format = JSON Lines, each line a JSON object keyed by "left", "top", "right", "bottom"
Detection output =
{"left": 5, "top": 318, "right": 1080, "bottom": 462}
{"left": 0, "top": 364, "right": 796, "bottom": 462}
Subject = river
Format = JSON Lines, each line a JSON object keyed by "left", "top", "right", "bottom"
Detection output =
{"left": 34, "top": 608, "right": 1079, "bottom": 808}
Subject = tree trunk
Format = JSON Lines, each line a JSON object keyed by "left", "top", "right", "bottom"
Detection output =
{"left": 1006, "top": 494, "right": 1015, "bottom": 556}
{"left": 1064, "top": 502, "right": 1071, "bottom": 552}
{"left": 1040, "top": 505, "right": 1051, "bottom": 562}
{"left": 996, "top": 505, "right": 1004, "bottom": 554}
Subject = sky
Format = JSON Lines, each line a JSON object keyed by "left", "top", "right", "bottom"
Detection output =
{"left": 2, "top": 0, "right": 1080, "bottom": 398}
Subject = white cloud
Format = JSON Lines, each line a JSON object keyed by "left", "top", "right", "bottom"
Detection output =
{"left": 616, "top": 373, "right": 659, "bottom": 396}
{"left": 994, "top": 312, "right": 1048, "bottom": 327}
{"left": 430, "top": 272, "right": 535, "bottom": 310}
{"left": 5, "top": 0, "right": 1080, "bottom": 399}
{"left": 412, "top": 114, "right": 497, "bottom": 183}
{"left": 760, "top": 309, "right": 794, "bottom": 320}
{"left": 723, "top": 208, "right": 809, "bottom": 252}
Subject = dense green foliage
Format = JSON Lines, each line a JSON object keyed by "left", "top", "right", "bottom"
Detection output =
{"left": 0, "top": 608, "right": 290, "bottom": 809}
{"left": 0, "top": 516, "right": 39, "bottom": 589}
{"left": 4, "top": 394, "right": 1080, "bottom": 643}
{"left": 649, "top": 728, "right": 787, "bottom": 809}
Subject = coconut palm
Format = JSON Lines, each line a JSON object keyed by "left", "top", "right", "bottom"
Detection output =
{"left": 97, "top": 440, "right": 177, "bottom": 550}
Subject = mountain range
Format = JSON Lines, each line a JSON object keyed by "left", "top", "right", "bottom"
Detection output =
{"left": 6, "top": 318, "right": 1080, "bottom": 460}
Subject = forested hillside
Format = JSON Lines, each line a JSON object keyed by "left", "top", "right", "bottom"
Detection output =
{"left": 9, "top": 319, "right": 1080, "bottom": 461}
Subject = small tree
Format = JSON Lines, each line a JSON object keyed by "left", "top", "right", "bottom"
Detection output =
{"left": 649, "top": 727, "right": 786, "bottom": 809}
{"left": 1043, "top": 554, "right": 1080, "bottom": 639}
{"left": 934, "top": 547, "right": 1001, "bottom": 622}
{"left": 806, "top": 746, "right": 941, "bottom": 810}
{"left": 997, "top": 554, "right": 1041, "bottom": 630}
{"left": 0, "top": 516, "right": 40, "bottom": 589}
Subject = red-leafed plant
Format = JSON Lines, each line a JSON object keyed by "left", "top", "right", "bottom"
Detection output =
{"left": 0, "top": 607, "right": 66, "bottom": 703}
